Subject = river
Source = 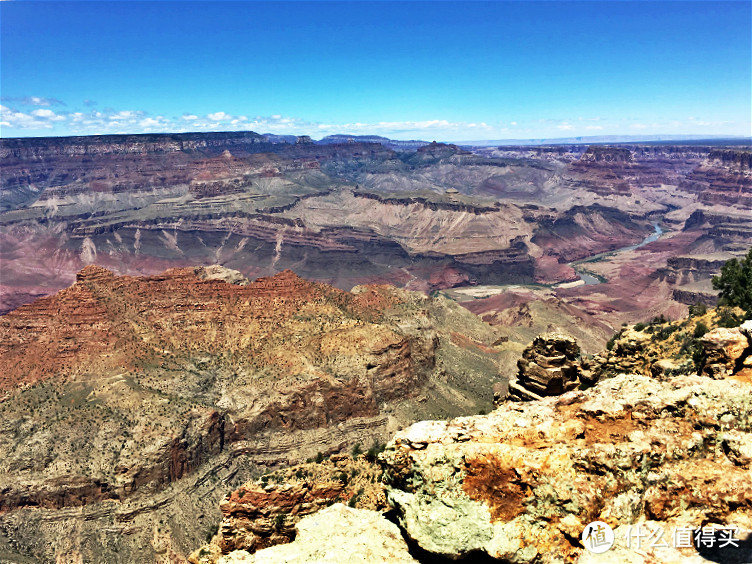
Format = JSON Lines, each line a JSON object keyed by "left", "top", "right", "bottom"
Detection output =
{"left": 569, "top": 222, "right": 664, "bottom": 285}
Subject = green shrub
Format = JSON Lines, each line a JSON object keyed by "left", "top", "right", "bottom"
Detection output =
{"left": 205, "top": 523, "right": 219, "bottom": 543}
{"left": 712, "top": 247, "right": 752, "bottom": 318}
{"left": 634, "top": 323, "right": 647, "bottom": 332}
{"left": 606, "top": 330, "right": 623, "bottom": 351}
{"left": 348, "top": 487, "right": 364, "bottom": 507}
{"left": 693, "top": 322, "right": 709, "bottom": 339}
{"left": 653, "top": 324, "right": 678, "bottom": 341}
{"left": 715, "top": 307, "right": 742, "bottom": 328}
{"left": 365, "top": 441, "right": 386, "bottom": 461}
{"left": 688, "top": 302, "right": 707, "bottom": 317}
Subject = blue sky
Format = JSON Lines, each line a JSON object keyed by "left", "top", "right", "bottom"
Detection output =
{"left": 1, "top": 1, "right": 750, "bottom": 140}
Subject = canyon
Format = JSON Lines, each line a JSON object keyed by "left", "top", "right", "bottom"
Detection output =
{"left": 193, "top": 311, "right": 752, "bottom": 564}
{"left": 0, "top": 132, "right": 750, "bottom": 562}
{"left": 2, "top": 134, "right": 750, "bottom": 332}
{"left": 0, "top": 265, "right": 508, "bottom": 562}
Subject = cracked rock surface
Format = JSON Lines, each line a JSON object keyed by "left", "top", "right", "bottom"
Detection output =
{"left": 380, "top": 372, "right": 752, "bottom": 563}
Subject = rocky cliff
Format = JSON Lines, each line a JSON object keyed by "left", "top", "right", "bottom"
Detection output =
{"left": 0, "top": 266, "right": 506, "bottom": 563}
{"left": 202, "top": 313, "right": 752, "bottom": 564}
{"left": 380, "top": 370, "right": 752, "bottom": 563}
{"left": 378, "top": 319, "right": 752, "bottom": 562}
{"left": 680, "top": 149, "right": 752, "bottom": 209}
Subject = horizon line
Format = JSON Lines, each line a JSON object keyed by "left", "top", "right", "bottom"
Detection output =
{"left": 1, "top": 130, "right": 750, "bottom": 147}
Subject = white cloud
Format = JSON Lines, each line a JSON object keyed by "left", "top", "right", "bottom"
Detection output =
{"left": 31, "top": 109, "right": 66, "bottom": 121}
{"left": 29, "top": 96, "right": 64, "bottom": 106}
{"left": 0, "top": 105, "right": 57, "bottom": 130}
{"left": 4, "top": 99, "right": 746, "bottom": 140}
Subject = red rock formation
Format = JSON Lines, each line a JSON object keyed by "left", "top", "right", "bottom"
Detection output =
{"left": 200, "top": 454, "right": 386, "bottom": 559}
{"left": 0, "top": 266, "right": 421, "bottom": 392}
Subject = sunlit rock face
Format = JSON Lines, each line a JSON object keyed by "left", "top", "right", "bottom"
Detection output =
{"left": 216, "top": 504, "right": 418, "bottom": 564}
{"left": 380, "top": 372, "right": 752, "bottom": 563}
{"left": 680, "top": 149, "right": 752, "bottom": 209}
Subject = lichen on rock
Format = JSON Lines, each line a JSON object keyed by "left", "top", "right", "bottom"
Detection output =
{"left": 380, "top": 371, "right": 752, "bottom": 563}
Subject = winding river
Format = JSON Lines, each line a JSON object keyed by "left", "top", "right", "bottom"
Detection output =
{"left": 569, "top": 221, "right": 664, "bottom": 285}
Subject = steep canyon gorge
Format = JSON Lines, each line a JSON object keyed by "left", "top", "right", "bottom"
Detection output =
{"left": 1, "top": 132, "right": 750, "bottom": 562}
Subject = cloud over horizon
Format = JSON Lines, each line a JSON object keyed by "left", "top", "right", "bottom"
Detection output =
{"left": 1, "top": 99, "right": 749, "bottom": 141}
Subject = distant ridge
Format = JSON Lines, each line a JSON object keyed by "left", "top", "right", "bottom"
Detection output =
{"left": 456, "top": 134, "right": 752, "bottom": 147}
{"left": 4, "top": 130, "right": 748, "bottom": 150}
{"left": 317, "top": 134, "right": 429, "bottom": 151}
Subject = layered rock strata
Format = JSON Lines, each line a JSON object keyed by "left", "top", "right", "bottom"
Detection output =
{"left": 207, "top": 455, "right": 386, "bottom": 558}
{"left": 680, "top": 149, "right": 752, "bottom": 209}
{"left": 0, "top": 266, "right": 504, "bottom": 563}
{"left": 3, "top": 132, "right": 727, "bottom": 318}
{"left": 506, "top": 333, "right": 592, "bottom": 402}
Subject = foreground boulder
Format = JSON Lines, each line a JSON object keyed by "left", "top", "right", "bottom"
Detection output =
{"left": 216, "top": 504, "right": 417, "bottom": 564}
{"left": 701, "top": 322, "right": 752, "bottom": 380}
{"left": 381, "top": 372, "right": 752, "bottom": 563}
{"left": 190, "top": 454, "right": 386, "bottom": 561}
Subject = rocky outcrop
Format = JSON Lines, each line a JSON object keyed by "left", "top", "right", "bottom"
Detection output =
{"left": 215, "top": 504, "right": 417, "bottom": 564}
{"left": 380, "top": 372, "right": 752, "bottom": 563}
{"left": 590, "top": 312, "right": 752, "bottom": 385}
{"left": 195, "top": 265, "right": 250, "bottom": 285}
{"left": 207, "top": 455, "right": 386, "bottom": 557}
{"left": 700, "top": 321, "right": 752, "bottom": 380}
{"left": 506, "top": 333, "right": 592, "bottom": 402}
